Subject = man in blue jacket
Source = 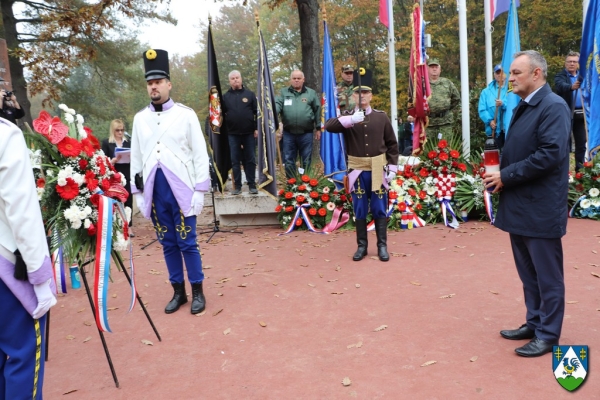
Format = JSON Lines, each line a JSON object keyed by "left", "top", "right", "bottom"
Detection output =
{"left": 484, "top": 50, "right": 570, "bottom": 358}
{"left": 478, "top": 64, "right": 507, "bottom": 146}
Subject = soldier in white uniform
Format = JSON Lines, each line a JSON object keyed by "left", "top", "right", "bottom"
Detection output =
{"left": 0, "top": 118, "right": 57, "bottom": 399}
{"left": 130, "top": 49, "right": 210, "bottom": 315}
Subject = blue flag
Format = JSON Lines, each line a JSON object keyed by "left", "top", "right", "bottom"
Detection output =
{"left": 580, "top": 0, "right": 600, "bottom": 157}
{"left": 320, "top": 20, "right": 347, "bottom": 188}
{"left": 501, "top": 0, "right": 521, "bottom": 135}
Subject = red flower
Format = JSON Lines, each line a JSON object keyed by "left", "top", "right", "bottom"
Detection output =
{"left": 340, "top": 195, "right": 347, "bottom": 202}
{"left": 450, "top": 150, "right": 460, "bottom": 158}
{"left": 413, "top": 176, "right": 421, "bottom": 183}
{"left": 389, "top": 191, "right": 398, "bottom": 200}
{"left": 296, "top": 195, "right": 306, "bottom": 203}
{"left": 416, "top": 203, "right": 423, "bottom": 210}
{"left": 101, "top": 178, "right": 111, "bottom": 192}
{"left": 111, "top": 172, "right": 122, "bottom": 184}
{"left": 285, "top": 206, "right": 294, "bottom": 212}
{"left": 428, "top": 150, "right": 438, "bottom": 159}
{"left": 309, "top": 208, "right": 317, "bottom": 216}
{"left": 87, "top": 223, "right": 97, "bottom": 236}
{"left": 56, "top": 137, "right": 82, "bottom": 158}
{"left": 438, "top": 140, "right": 448, "bottom": 149}
{"left": 408, "top": 188, "right": 417, "bottom": 197}
{"left": 433, "top": 160, "right": 440, "bottom": 166}
{"left": 301, "top": 175, "right": 310, "bottom": 183}
{"left": 419, "top": 190, "right": 427, "bottom": 199}
{"left": 576, "top": 184, "right": 584, "bottom": 192}
{"left": 583, "top": 161, "right": 593, "bottom": 168}
{"left": 90, "top": 193, "right": 101, "bottom": 207}
{"left": 309, "top": 179, "right": 318, "bottom": 187}
{"left": 575, "top": 172, "right": 583, "bottom": 180}
{"left": 80, "top": 138, "right": 95, "bottom": 157}
{"left": 419, "top": 168, "right": 429, "bottom": 177}
{"left": 431, "top": 171, "right": 438, "bottom": 178}
{"left": 458, "top": 163, "right": 467, "bottom": 172}
{"left": 285, "top": 192, "right": 293, "bottom": 199}
{"left": 318, "top": 208, "right": 327, "bottom": 216}
{"left": 85, "top": 170, "right": 99, "bottom": 191}
{"left": 310, "top": 191, "right": 319, "bottom": 199}
{"left": 78, "top": 159, "right": 88, "bottom": 170}
{"left": 275, "top": 205, "right": 283, "bottom": 212}
{"left": 287, "top": 178, "right": 297, "bottom": 184}
{"left": 396, "top": 178, "right": 403, "bottom": 186}
{"left": 441, "top": 166, "right": 448, "bottom": 173}
{"left": 298, "top": 185, "right": 307, "bottom": 191}
{"left": 321, "top": 194, "right": 330, "bottom": 202}
{"left": 398, "top": 202, "right": 407, "bottom": 212}
{"left": 32, "top": 110, "right": 69, "bottom": 144}
{"left": 86, "top": 132, "right": 101, "bottom": 150}
{"left": 278, "top": 189, "right": 284, "bottom": 196}
{"left": 439, "top": 152, "right": 449, "bottom": 161}
{"left": 36, "top": 178, "right": 45, "bottom": 188}
{"left": 56, "top": 178, "right": 79, "bottom": 200}
{"left": 295, "top": 218, "right": 303, "bottom": 226}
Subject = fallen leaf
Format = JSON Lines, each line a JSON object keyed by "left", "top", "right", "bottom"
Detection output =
{"left": 272, "top": 282, "right": 278, "bottom": 286}
{"left": 439, "top": 293, "right": 455, "bottom": 299}
{"left": 213, "top": 309, "right": 223, "bottom": 316}
{"left": 66, "top": 335, "right": 75, "bottom": 340}
{"left": 590, "top": 263, "right": 599, "bottom": 267}
{"left": 593, "top": 250, "right": 598, "bottom": 254}
{"left": 335, "top": 266, "right": 341, "bottom": 271}
{"left": 63, "top": 389, "right": 78, "bottom": 395}
{"left": 325, "top": 259, "right": 330, "bottom": 262}
{"left": 77, "top": 308, "right": 85, "bottom": 313}
{"left": 374, "top": 325, "right": 388, "bottom": 332}
{"left": 204, "top": 265, "right": 213, "bottom": 269}
{"left": 223, "top": 328, "right": 231, "bottom": 335}
{"left": 259, "top": 321, "right": 267, "bottom": 327}
{"left": 319, "top": 273, "right": 323, "bottom": 278}
{"left": 470, "top": 356, "right": 478, "bottom": 362}
{"left": 216, "top": 278, "right": 231, "bottom": 284}
{"left": 218, "top": 293, "right": 223, "bottom": 296}
{"left": 112, "top": 294, "right": 117, "bottom": 298}
{"left": 370, "top": 256, "right": 379, "bottom": 260}
{"left": 489, "top": 290, "right": 499, "bottom": 295}
{"left": 410, "top": 281, "right": 421, "bottom": 286}
{"left": 328, "top": 279, "right": 338, "bottom": 282}
{"left": 567, "top": 300, "right": 579, "bottom": 304}
{"left": 355, "top": 284, "right": 361, "bottom": 288}
{"left": 331, "top": 292, "right": 343, "bottom": 295}
{"left": 440, "top": 248, "right": 446, "bottom": 251}
{"left": 469, "top": 254, "right": 475, "bottom": 257}
{"left": 356, "top": 341, "right": 363, "bottom": 348}
{"left": 249, "top": 249, "right": 256, "bottom": 252}
{"left": 454, "top": 245, "right": 466, "bottom": 248}
{"left": 592, "top": 272, "right": 600, "bottom": 278}
{"left": 107, "top": 307, "right": 119, "bottom": 311}
{"left": 308, "top": 284, "right": 315, "bottom": 287}
{"left": 141, "top": 339, "right": 153, "bottom": 346}
{"left": 421, "top": 360, "right": 437, "bottom": 367}
{"left": 342, "top": 377, "right": 352, "bottom": 387}
{"left": 195, "top": 310, "right": 207, "bottom": 317}
{"left": 83, "top": 321, "right": 92, "bottom": 326}
{"left": 247, "top": 262, "right": 256, "bottom": 265}
{"left": 347, "top": 343, "right": 356, "bottom": 349}
{"left": 573, "top": 266, "right": 579, "bottom": 269}
{"left": 83, "top": 336, "right": 91, "bottom": 343}
{"left": 238, "top": 283, "right": 247, "bottom": 288}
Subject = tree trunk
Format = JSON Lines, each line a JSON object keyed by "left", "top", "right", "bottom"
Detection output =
{"left": 1, "top": 0, "right": 33, "bottom": 126}
{"left": 296, "top": 0, "right": 320, "bottom": 92}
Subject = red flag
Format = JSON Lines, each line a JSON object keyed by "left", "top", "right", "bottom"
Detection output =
{"left": 379, "top": 0, "right": 389, "bottom": 28}
{"left": 407, "top": 3, "right": 430, "bottom": 155}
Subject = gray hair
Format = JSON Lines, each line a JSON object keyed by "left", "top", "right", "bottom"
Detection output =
{"left": 514, "top": 50, "right": 547, "bottom": 78}
{"left": 566, "top": 51, "right": 580, "bottom": 59}
{"left": 228, "top": 70, "right": 241, "bottom": 79}
{"left": 290, "top": 70, "right": 304, "bottom": 79}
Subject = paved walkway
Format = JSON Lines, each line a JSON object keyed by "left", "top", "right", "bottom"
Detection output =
{"left": 43, "top": 212, "right": 600, "bottom": 399}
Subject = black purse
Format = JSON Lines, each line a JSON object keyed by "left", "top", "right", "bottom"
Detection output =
{"left": 134, "top": 173, "right": 144, "bottom": 192}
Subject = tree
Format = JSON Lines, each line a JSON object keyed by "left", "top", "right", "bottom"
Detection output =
{"left": 0, "top": 0, "right": 173, "bottom": 124}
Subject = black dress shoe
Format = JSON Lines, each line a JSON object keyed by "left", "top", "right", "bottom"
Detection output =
{"left": 500, "top": 324, "right": 535, "bottom": 340}
{"left": 515, "top": 337, "right": 556, "bottom": 357}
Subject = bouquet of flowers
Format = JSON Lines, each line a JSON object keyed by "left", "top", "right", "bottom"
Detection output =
{"left": 388, "top": 164, "right": 438, "bottom": 226}
{"left": 27, "top": 104, "right": 131, "bottom": 262}
{"left": 275, "top": 173, "right": 353, "bottom": 231}
{"left": 569, "top": 155, "right": 600, "bottom": 220}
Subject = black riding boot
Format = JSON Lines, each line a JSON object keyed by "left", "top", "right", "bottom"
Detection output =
{"left": 353, "top": 219, "right": 368, "bottom": 261}
{"left": 374, "top": 218, "right": 389, "bottom": 262}
{"left": 191, "top": 282, "right": 206, "bottom": 314}
{"left": 165, "top": 282, "right": 188, "bottom": 314}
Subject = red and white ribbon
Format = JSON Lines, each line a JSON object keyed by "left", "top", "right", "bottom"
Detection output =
{"left": 322, "top": 207, "right": 350, "bottom": 233}
{"left": 94, "top": 195, "right": 113, "bottom": 333}
{"left": 483, "top": 190, "right": 495, "bottom": 224}
{"left": 280, "top": 203, "right": 326, "bottom": 235}
{"left": 115, "top": 202, "right": 137, "bottom": 313}
{"left": 436, "top": 174, "right": 459, "bottom": 229}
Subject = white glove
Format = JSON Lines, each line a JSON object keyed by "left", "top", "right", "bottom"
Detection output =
{"left": 351, "top": 111, "right": 365, "bottom": 124}
{"left": 191, "top": 191, "right": 204, "bottom": 215}
{"left": 32, "top": 279, "right": 57, "bottom": 319}
{"left": 385, "top": 170, "right": 396, "bottom": 184}
{"left": 134, "top": 193, "right": 145, "bottom": 213}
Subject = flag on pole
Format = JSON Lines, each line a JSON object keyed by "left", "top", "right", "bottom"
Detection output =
{"left": 379, "top": 0, "right": 389, "bottom": 28}
{"left": 207, "top": 18, "right": 231, "bottom": 192}
{"left": 500, "top": 0, "right": 521, "bottom": 135}
{"left": 408, "top": 3, "right": 431, "bottom": 155}
{"left": 490, "top": 0, "right": 520, "bottom": 22}
{"left": 256, "top": 17, "right": 279, "bottom": 199}
{"left": 320, "top": 17, "right": 346, "bottom": 189}
{"left": 579, "top": 0, "right": 600, "bottom": 157}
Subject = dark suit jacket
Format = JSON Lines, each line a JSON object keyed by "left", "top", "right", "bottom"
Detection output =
{"left": 494, "top": 84, "right": 570, "bottom": 239}
{"left": 553, "top": 68, "right": 578, "bottom": 110}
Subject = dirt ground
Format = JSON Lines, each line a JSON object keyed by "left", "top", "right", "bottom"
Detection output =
{"left": 42, "top": 206, "right": 600, "bottom": 399}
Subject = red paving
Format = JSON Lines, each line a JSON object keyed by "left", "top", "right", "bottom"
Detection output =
{"left": 43, "top": 215, "right": 600, "bottom": 399}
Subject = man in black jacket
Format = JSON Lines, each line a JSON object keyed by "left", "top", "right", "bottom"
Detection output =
{"left": 0, "top": 79, "right": 25, "bottom": 125}
{"left": 554, "top": 51, "right": 586, "bottom": 171}
{"left": 223, "top": 70, "right": 258, "bottom": 195}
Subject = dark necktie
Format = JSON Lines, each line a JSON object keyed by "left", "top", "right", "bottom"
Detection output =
{"left": 511, "top": 100, "right": 528, "bottom": 125}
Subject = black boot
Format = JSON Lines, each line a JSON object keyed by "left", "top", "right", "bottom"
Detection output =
{"left": 165, "top": 282, "right": 187, "bottom": 314}
{"left": 190, "top": 282, "right": 206, "bottom": 314}
{"left": 374, "top": 218, "right": 389, "bottom": 262}
{"left": 353, "top": 219, "right": 368, "bottom": 261}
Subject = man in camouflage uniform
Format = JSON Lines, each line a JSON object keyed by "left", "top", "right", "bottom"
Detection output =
{"left": 427, "top": 58, "right": 460, "bottom": 141}
{"left": 336, "top": 65, "right": 355, "bottom": 113}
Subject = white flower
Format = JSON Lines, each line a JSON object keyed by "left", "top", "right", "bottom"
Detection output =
{"left": 580, "top": 199, "right": 591, "bottom": 209}
{"left": 46, "top": 169, "right": 54, "bottom": 177}
{"left": 72, "top": 173, "right": 84, "bottom": 186}
{"left": 57, "top": 178, "right": 67, "bottom": 186}
{"left": 64, "top": 113, "right": 74, "bottom": 123}
{"left": 84, "top": 219, "right": 91, "bottom": 229}
{"left": 589, "top": 188, "right": 599, "bottom": 198}
{"left": 76, "top": 114, "right": 84, "bottom": 124}
{"left": 425, "top": 177, "right": 434, "bottom": 185}
{"left": 326, "top": 202, "right": 336, "bottom": 211}
{"left": 121, "top": 174, "right": 127, "bottom": 186}
{"left": 591, "top": 199, "right": 600, "bottom": 207}
{"left": 36, "top": 187, "right": 44, "bottom": 200}
{"left": 67, "top": 108, "right": 76, "bottom": 115}
{"left": 59, "top": 104, "right": 69, "bottom": 111}
{"left": 322, "top": 186, "right": 330, "bottom": 194}
{"left": 113, "top": 231, "right": 129, "bottom": 251}
{"left": 568, "top": 175, "right": 574, "bottom": 183}
{"left": 427, "top": 186, "right": 437, "bottom": 195}
{"left": 78, "top": 208, "right": 88, "bottom": 220}
{"left": 78, "top": 125, "right": 87, "bottom": 138}
{"left": 125, "top": 206, "right": 132, "bottom": 223}
{"left": 84, "top": 206, "right": 92, "bottom": 216}
{"left": 70, "top": 219, "right": 82, "bottom": 230}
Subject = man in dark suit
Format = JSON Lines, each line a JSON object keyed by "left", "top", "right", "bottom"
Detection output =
{"left": 554, "top": 51, "right": 586, "bottom": 171}
{"left": 484, "top": 50, "right": 570, "bottom": 357}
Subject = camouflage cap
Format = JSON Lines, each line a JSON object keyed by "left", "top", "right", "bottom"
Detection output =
{"left": 427, "top": 58, "right": 441, "bottom": 66}
{"left": 342, "top": 64, "right": 354, "bottom": 73}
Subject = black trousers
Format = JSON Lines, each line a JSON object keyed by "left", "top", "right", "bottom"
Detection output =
{"left": 572, "top": 112, "right": 586, "bottom": 171}
{"left": 509, "top": 233, "right": 565, "bottom": 343}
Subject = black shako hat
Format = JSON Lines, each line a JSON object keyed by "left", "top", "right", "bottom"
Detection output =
{"left": 143, "top": 49, "right": 170, "bottom": 81}
{"left": 352, "top": 68, "right": 373, "bottom": 92}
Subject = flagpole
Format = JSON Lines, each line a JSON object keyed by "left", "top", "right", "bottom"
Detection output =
{"left": 387, "top": 0, "right": 398, "bottom": 137}
{"left": 484, "top": 0, "right": 493, "bottom": 84}
{"left": 458, "top": 0, "right": 470, "bottom": 157}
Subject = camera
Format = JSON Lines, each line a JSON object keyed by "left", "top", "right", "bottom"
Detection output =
{"left": 3, "top": 91, "right": 12, "bottom": 98}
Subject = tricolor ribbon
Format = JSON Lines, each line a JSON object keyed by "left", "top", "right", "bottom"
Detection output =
{"left": 51, "top": 235, "right": 67, "bottom": 294}
{"left": 569, "top": 195, "right": 586, "bottom": 217}
{"left": 436, "top": 174, "right": 459, "bottom": 229}
{"left": 115, "top": 202, "right": 137, "bottom": 313}
{"left": 483, "top": 190, "right": 495, "bottom": 224}
{"left": 94, "top": 195, "right": 113, "bottom": 333}
{"left": 280, "top": 203, "right": 326, "bottom": 235}
{"left": 439, "top": 199, "right": 460, "bottom": 229}
{"left": 366, "top": 197, "right": 426, "bottom": 231}
{"left": 322, "top": 206, "right": 350, "bottom": 233}
{"left": 405, "top": 199, "right": 426, "bottom": 227}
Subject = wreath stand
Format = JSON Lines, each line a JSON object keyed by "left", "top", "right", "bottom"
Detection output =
{"left": 46, "top": 250, "right": 161, "bottom": 388}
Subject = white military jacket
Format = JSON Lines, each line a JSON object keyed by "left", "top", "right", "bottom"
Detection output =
{"left": 130, "top": 100, "right": 210, "bottom": 219}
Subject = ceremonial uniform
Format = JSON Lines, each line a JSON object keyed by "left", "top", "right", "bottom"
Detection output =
{"left": 131, "top": 49, "right": 210, "bottom": 314}
{"left": 0, "top": 118, "right": 56, "bottom": 399}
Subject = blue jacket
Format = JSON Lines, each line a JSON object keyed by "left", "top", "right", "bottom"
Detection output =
{"left": 494, "top": 84, "right": 570, "bottom": 239}
{"left": 478, "top": 80, "right": 507, "bottom": 137}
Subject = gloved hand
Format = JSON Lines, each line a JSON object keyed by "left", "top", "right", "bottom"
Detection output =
{"left": 134, "top": 193, "right": 145, "bottom": 213}
{"left": 32, "top": 279, "right": 57, "bottom": 319}
{"left": 191, "top": 191, "right": 204, "bottom": 215}
{"left": 351, "top": 111, "right": 365, "bottom": 124}
{"left": 385, "top": 170, "right": 396, "bottom": 184}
